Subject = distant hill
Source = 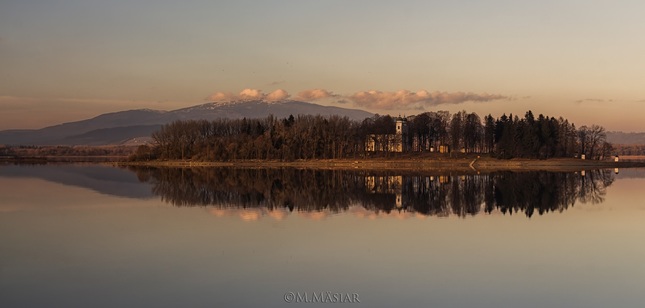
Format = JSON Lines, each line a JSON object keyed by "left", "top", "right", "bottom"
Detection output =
{"left": 63, "top": 125, "right": 163, "bottom": 146}
{"left": 0, "top": 100, "right": 373, "bottom": 146}
{"left": 607, "top": 131, "right": 645, "bottom": 145}
{"left": 0, "top": 109, "right": 171, "bottom": 145}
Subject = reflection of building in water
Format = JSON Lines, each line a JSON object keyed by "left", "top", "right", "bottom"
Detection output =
{"left": 365, "top": 175, "right": 404, "bottom": 207}
{"left": 364, "top": 175, "right": 403, "bottom": 193}
{"left": 365, "top": 174, "right": 456, "bottom": 210}
{"left": 395, "top": 194, "right": 403, "bottom": 208}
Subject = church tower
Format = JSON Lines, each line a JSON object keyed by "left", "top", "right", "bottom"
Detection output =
{"left": 395, "top": 116, "right": 408, "bottom": 152}
{"left": 395, "top": 116, "right": 408, "bottom": 135}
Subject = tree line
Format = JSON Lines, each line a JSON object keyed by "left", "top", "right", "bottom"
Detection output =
{"left": 132, "top": 110, "right": 613, "bottom": 161}
{"left": 613, "top": 144, "right": 645, "bottom": 156}
{"left": 1, "top": 145, "right": 136, "bottom": 159}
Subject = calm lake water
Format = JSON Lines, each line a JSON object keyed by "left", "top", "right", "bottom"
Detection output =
{"left": 1, "top": 164, "right": 644, "bottom": 308}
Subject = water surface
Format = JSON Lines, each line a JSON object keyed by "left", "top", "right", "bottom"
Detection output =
{"left": 1, "top": 164, "right": 644, "bottom": 307}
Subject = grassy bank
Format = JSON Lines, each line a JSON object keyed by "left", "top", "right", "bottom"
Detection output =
{"left": 114, "top": 155, "right": 645, "bottom": 172}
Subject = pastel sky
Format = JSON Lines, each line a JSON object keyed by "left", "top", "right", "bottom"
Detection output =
{"left": 1, "top": 0, "right": 644, "bottom": 131}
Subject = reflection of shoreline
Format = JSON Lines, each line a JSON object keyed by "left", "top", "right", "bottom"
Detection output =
{"left": 0, "top": 164, "right": 154, "bottom": 199}
{"left": 117, "top": 157, "right": 645, "bottom": 171}
{"left": 131, "top": 167, "right": 615, "bottom": 219}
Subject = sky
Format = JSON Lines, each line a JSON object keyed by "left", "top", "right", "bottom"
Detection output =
{"left": 1, "top": 0, "right": 644, "bottom": 131}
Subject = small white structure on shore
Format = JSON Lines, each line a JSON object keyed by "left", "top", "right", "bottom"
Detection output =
{"left": 365, "top": 117, "right": 409, "bottom": 152}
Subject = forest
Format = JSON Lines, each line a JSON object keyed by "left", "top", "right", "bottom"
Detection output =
{"left": 131, "top": 110, "right": 613, "bottom": 161}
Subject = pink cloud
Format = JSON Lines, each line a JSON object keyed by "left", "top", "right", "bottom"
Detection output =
{"left": 349, "top": 89, "right": 507, "bottom": 110}
{"left": 295, "top": 89, "right": 338, "bottom": 101}
{"left": 265, "top": 89, "right": 290, "bottom": 101}
{"left": 239, "top": 88, "right": 264, "bottom": 100}
{"left": 208, "top": 92, "right": 236, "bottom": 102}
{"left": 207, "top": 88, "right": 290, "bottom": 102}
{"left": 206, "top": 88, "right": 507, "bottom": 108}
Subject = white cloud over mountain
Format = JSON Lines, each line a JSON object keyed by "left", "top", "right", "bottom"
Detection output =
{"left": 349, "top": 90, "right": 508, "bottom": 109}
{"left": 209, "top": 88, "right": 508, "bottom": 110}
{"left": 208, "top": 88, "right": 291, "bottom": 102}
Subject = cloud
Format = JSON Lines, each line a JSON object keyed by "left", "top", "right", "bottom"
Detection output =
{"left": 348, "top": 89, "right": 507, "bottom": 110}
{"left": 207, "top": 88, "right": 291, "bottom": 102}
{"left": 206, "top": 87, "right": 506, "bottom": 108}
{"left": 239, "top": 88, "right": 264, "bottom": 100}
{"left": 295, "top": 89, "right": 339, "bottom": 101}
{"left": 208, "top": 91, "right": 236, "bottom": 102}
{"left": 268, "top": 80, "right": 286, "bottom": 86}
{"left": 265, "top": 89, "right": 290, "bottom": 101}
{"left": 506, "top": 95, "right": 532, "bottom": 101}
{"left": 575, "top": 98, "right": 613, "bottom": 104}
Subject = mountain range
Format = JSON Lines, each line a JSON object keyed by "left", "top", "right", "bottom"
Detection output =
{"left": 1, "top": 100, "right": 643, "bottom": 146}
{"left": 606, "top": 131, "right": 645, "bottom": 145}
{"left": 0, "top": 100, "right": 373, "bottom": 146}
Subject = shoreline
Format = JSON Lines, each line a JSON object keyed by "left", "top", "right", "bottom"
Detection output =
{"left": 113, "top": 157, "right": 645, "bottom": 172}
{"left": 3, "top": 155, "right": 644, "bottom": 172}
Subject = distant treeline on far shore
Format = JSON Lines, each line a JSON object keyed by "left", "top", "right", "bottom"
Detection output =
{"left": 613, "top": 144, "right": 645, "bottom": 156}
{"left": 0, "top": 145, "right": 137, "bottom": 160}
{"left": 130, "top": 110, "right": 616, "bottom": 162}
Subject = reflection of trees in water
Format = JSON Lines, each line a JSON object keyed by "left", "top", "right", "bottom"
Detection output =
{"left": 129, "top": 167, "right": 614, "bottom": 218}
{"left": 488, "top": 170, "right": 614, "bottom": 217}
{"left": 131, "top": 167, "right": 364, "bottom": 213}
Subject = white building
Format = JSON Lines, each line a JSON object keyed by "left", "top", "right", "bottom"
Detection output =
{"left": 365, "top": 117, "right": 409, "bottom": 152}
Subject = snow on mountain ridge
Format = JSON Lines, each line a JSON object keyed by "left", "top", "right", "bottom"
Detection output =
{"left": 208, "top": 99, "right": 288, "bottom": 107}
{"left": 176, "top": 99, "right": 291, "bottom": 112}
